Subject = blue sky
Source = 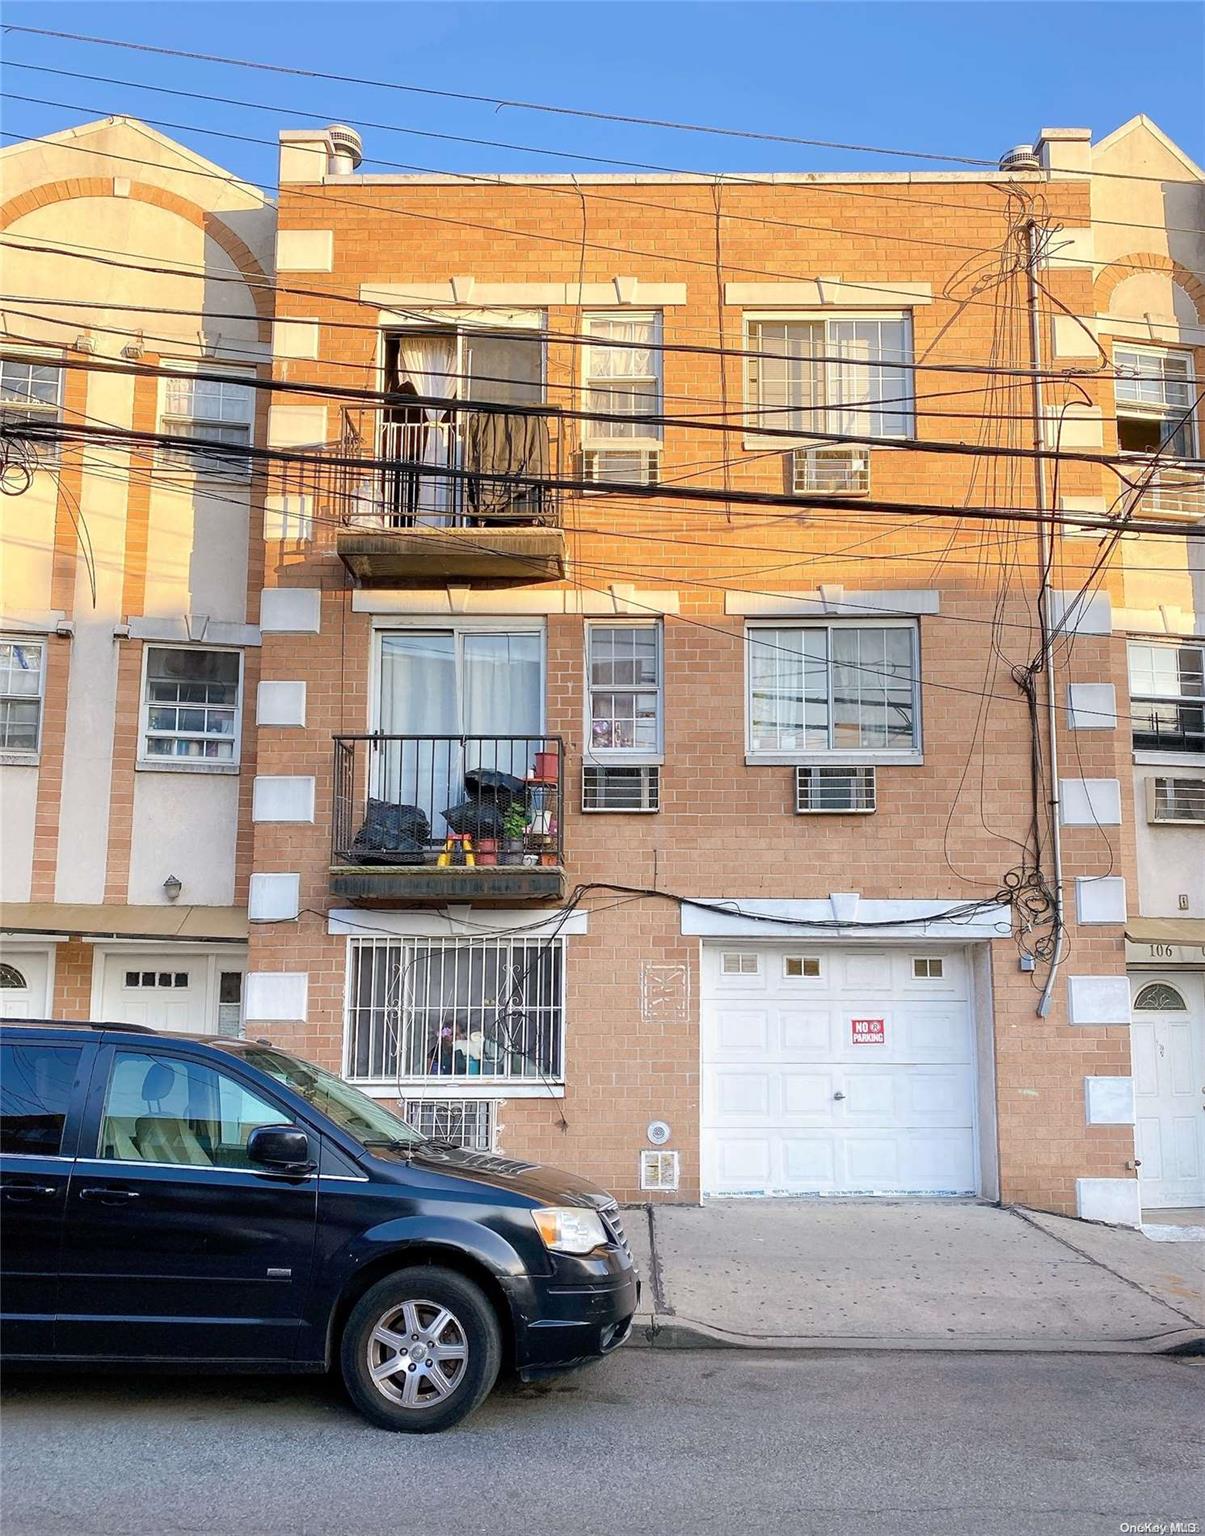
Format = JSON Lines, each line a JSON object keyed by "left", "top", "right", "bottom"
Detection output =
{"left": 3, "top": 2, "right": 1202, "bottom": 188}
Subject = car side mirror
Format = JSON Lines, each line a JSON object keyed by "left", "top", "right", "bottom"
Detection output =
{"left": 247, "top": 1124, "right": 313, "bottom": 1172}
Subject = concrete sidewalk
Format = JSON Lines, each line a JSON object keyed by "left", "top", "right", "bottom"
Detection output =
{"left": 624, "top": 1199, "right": 1204, "bottom": 1354}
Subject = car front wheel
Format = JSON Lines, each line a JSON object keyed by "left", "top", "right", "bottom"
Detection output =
{"left": 340, "top": 1266, "right": 502, "bottom": 1432}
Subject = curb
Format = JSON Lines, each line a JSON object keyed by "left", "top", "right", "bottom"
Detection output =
{"left": 626, "top": 1314, "right": 1205, "bottom": 1356}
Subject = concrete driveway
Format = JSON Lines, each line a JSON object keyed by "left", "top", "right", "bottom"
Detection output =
{"left": 625, "top": 1200, "right": 1204, "bottom": 1352}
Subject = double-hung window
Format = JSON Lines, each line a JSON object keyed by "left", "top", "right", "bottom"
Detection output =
{"left": 141, "top": 646, "right": 243, "bottom": 764}
{"left": 584, "top": 623, "right": 663, "bottom": 811}
{"left": 747, "top": 621, "right": 920, "bottom": 759}
{"left": 0, "top": 637, "right": 46, "bottom": 755}
{"left": 160, "top": 373, "right": 254, "bottom": 477}
{"left": 582, "top": 314, "right": 662, "bottom": 444}
{"left": 746, "top": 316, "right": 914, "bottom": 440}
{"left": 1114, "top": 346, "right": 1197, "bottom": 458}
{"left": 1129, "top": 640, "right": 1204, "bottom": 754}
{"left": 0, "top": 357, "right": 62, "bottom": 461}
{"left": 345, "top": 935, "right": 564, "bottom": 1088}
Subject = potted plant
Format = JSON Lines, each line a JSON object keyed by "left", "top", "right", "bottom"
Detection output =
{"left": 501, "top": 802, "right": 528, "bottom": 865}
{"left": 476, "top": 836, "right": 498, "bottom": 866}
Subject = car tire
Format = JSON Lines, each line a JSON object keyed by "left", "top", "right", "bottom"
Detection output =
{"left": 340, "top": 1266, "right": 502, "bottom": 1433}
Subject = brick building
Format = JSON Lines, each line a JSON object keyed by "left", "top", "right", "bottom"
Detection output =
{"left": 3, "top": 113, "right": 1202, "bottom": 1221}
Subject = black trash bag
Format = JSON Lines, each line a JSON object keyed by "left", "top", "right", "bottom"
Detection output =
{"left": 441, "top": 798, "right": 507, "bottom": 841}
{"left": 349, "top": 799, "right": 430, "bottom": 863}
{"left": 462, "top": 767, "right": 526, "bottom": 808}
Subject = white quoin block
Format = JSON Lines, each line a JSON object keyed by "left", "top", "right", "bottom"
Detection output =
{"left": 1075, "top": 876, "right": 1127, "bottom": 925}
{"left": 248, "top": 873, "right": 301, "bottom": 923}
{"left": 252, "top": 776, "right": 315, "bottom": 824}
{"left": 1067, "top": 975, "right": 1132, "bottom": 1026}
{"left": 1050, "top": 590, "right": 1112, "bottom": 636}
{"left": 1076, "top": 1177, "right": 1141, "bottom": 1228}
{"left": 257, "top": 681, "right": 307, "bottom": 728}
{"left": 1066, "top": 684, "right": 1117, "bottom": 730}
{"left": 1060, "top": 779, "right": 1122, "bottom": 827}
{"left": 259, "top": 588, "right": 321, "bottom": 634}
{"left": 1084, "top": 1076, "right": 1136, "bottom": 1126}
{"left": 244, "top": 972, "right": 309, "bottom": 1021}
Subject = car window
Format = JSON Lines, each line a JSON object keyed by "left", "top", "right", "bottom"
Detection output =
{"left": 100, "top": 1050, "right": 289, "bottom": 1169}
{"left": 0, "top": 1041, "right": 82, "bottom": 1156}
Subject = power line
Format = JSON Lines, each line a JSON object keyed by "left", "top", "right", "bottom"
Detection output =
{"left": 5, "top": 23, "right": 1197, "bottom": 186}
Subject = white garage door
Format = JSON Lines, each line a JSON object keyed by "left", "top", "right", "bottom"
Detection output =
{"left": 98, "top": 951, "right": 246, "bottom": 1036}
{"left": 702, "top": 945, "right": 978, "bottom": 1197}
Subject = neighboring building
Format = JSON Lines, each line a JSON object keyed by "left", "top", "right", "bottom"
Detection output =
{"left": 3, "top": 113, "right": 1201, "bottom": 1224}
{"left": 0, "top": 117, "right": 275, "bottom": 1032}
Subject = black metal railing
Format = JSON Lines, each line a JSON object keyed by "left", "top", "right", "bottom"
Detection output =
{"left": 1131, "top": 703, "right": 1205, "bottom": 754}
{"left": 332, "top": 734, "right": 565, "bottom": 869}
{"left": 341, "top": 405, "right": 562, "bottom": 529}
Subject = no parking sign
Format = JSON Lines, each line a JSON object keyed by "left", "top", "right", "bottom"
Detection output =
{"left": 850, "top": 1017, "right": 886, "bottom": 1045}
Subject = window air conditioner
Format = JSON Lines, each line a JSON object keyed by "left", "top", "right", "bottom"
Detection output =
{"left": 582, "top": 448, "right": 661, "bottom": 487}
{"left": 1129, "top": 468, "right": 1205, "bottom": 522}
{"left": 795, "top": 765, "right": 877, "bottom": 813}
{"left": 791, "top": 445, "right": 870, "bottom": 496}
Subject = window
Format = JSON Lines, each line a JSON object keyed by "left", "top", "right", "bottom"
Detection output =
{"left": 746, "top": 316, "right": 914, "bottom": 440}
{"left": 1133, "top": 982, "right": 1187, "bottom": 1011}
{"left": 99, "top": 1050, "right": 289, "bottom": 1168}
{"left": 1128, "top": 641, "right": 1204, "bottom": 754}
{"left": 0, "top": 1043, "right": 81, "bottom": 1157}
{"left": 913, "top": 956, "right": 944, "bottom": 979}
{"left": 124, "top": 971, "right": 189, "bottom": 989}
{"left": 748, "top": 623, "right": 919, "bottom": 757}
{"left": 160, "top": 373, "right": 254, "bottom": 477}
{"left": 345, "top": 936, "right": 564, "bottom": 1085}
{"left": 784, "top": 956, "right": 821, "bottom": 979}
{"left": 1114, "top": 346, "right": 1197, "bottom": 458}
{"left": 403, "top": 1098, "right": 498, "bottom": 1152}
{"left": 1148, "top": 776, "right": 1205, "bottom": 824}
{"left": 721, "top": 952, "right": 760, "bottom": 976}
{"left": 0, "top": 357, "right": 61, "bottom": 460}
{"left": 0, "top": 638, "right": 45, "bottom": 754}
{"left": 587, "top": 624, "right": 662, "bottom": 758}
{"left": 582, "top": 314, "right": 662, "bottom": 445}
{"left": 141, "top": 646, "right": 242, "bottom": 763}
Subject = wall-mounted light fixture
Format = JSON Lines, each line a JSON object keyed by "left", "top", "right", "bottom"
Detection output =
{"left": 163, "top": 875, "right": 183, "bottom": 903}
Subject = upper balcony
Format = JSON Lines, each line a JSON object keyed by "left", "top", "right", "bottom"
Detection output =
{"left": 331, "top": 733, "right": 565, "bottom": 902}
{"left": 334, "top": 405, "right": 566, "bottom": 588}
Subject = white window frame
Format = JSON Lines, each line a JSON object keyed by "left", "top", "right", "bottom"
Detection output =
{"left": 1128, "top": 639, "right": 1204, "bottom": 756}
{"left": 379, "top": 312, "right": 547, "bottom": 404}
{"left": 368, "top": 618, "right": 546, "bottom": 734}
{"left": 0, "top": 635, "right": 47, "bottom": 759}
{"left": 745, "top": 618, "right": 922, "bottom": 765}
{"left": 743, "top": 311, "right": 916, "bottom": 447}
{"left": 1113, "top": 343, "right": 1198, "bottom": 460}
{"left": 0, "top": 352, "right": 63, "bottom": 464}
{"left": 783, "top": 955, "right": 822, "bottom": 980}
{"left": 584, "top": 620, "right": 663, "bottom": 765}
{"left": 157, "top": 365, "right": 255, "bottom": 480}
{"left": 138, "top": 643, "right": 244, "bottom": 769}
{"left": 581, "top": 311, "right": 663, "bottom": 450}
{"left": 342, "top": 933, "right": 567, "bottom": 1094}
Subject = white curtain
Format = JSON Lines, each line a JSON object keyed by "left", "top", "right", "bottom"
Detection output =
{"left": 397, "top": 336, "right": 457, "bottom": 524}
{"left": 462, "top": 634, "right": 542, "bottom": 781}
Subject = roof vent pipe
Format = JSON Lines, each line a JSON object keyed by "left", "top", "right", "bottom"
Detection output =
{"left": 999, "top": 144, "right": 1040, "bottom": 172}
{"left": 326, "top": 124, "right": 363, "bottom": 176}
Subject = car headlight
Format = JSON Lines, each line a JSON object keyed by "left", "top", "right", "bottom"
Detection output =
{"left": 531, "top": 1207, "right": 609, "bottom": 1255}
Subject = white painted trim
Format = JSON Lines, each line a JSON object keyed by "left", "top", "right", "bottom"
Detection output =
{"left": 351, "top": 1080, "right": 565, "bottom": 1100}
{"left": 353, "top": 586, "right": 681, "bottom": 616}
{"left": 0, "top": 611, "right": 67, "bottom": 636}
{"left": 0, "top": 939, "right": 57, "bottom": 1014}
{"left": 727, "top": 588, "right": 939, "bottom": 617}
{"left": 726, "top": 281, "right": 932, "bottom": 306}
{"left": 127, "top": 617, "right": 260, "bottom": 647}
{"left": 327, "top": 907, "right": 590, "bottom": 938}
{"left": 680, "top": 899, "right": 1011, "bottom": 941}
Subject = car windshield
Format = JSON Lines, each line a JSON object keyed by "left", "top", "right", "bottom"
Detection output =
{"left": 236, "top": 1046, "right": 424, "bottom": 1148}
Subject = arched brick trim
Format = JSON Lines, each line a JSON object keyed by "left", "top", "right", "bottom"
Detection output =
{"left": 1094, "top": 251, "right": 1205, "bottom": 322}
{"left": 0, "top": 177, "right": 272, "bottom": 340}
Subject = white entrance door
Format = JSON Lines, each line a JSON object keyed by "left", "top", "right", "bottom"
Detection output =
{"left": 1131, "top": 975, "right": 1205, "bottom": 1210}
{"left": 97, "top": 951, "right": 247, "bottom": 1036}
{"left": 0, "top": 949, "right": 53, "bottom": 1017}
{"left": 701, "top": 945, "right": 978, "bottom": 1197}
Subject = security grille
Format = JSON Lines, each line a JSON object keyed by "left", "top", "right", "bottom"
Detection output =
{"left": 1148, "top": 776, "right": 1205, "bottom": 824}
{"left": 582, "top": 763, "right": 660, "bottom": 811}
{"left": 795, "top": 765, "right": 877, "bottom": 813}
{"left": 640, "top": 1150, "right": 680, "bottom": 1192}
{"left": 402, "top": 1098, "right": 499, "bottom": 1152}
{"left": 582, "top": 448, "right": 660, "bottom": 486}
{"left": 791, "top": 446, "right": 870, "bottom": 496}
{"left": 345, "top": 935, "right": 564, "bottom": 1086}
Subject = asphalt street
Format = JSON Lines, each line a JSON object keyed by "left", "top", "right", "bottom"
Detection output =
{"left": 2, "top": 1350, "right": 1202, "bottom": 1536}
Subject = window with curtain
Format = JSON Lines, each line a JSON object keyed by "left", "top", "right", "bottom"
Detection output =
{"left": 0, "top": 357, "right": 62, "bottom": 461}
{"left": 586, "top": 624, "right": 662, "bottom": 757}
{"left": 141, "top": 646, "right": 242, "bottom": 763}
{"left": 583, "top": 314, "right": 663, "bottom": 444}
{"left": 159, "top": 374, "right": 254, "bottom": 477}
{"left": 745, "top": 316, "right": 914, "bottom": 439}
{"left": 1114, "top": 346, "right": 1197, "bottom": 458}
{"left": 0, "top": 638, "right": 45, "bottom": 753}
{"left": 748, "top": 623, "right": 919, "bottom": 756}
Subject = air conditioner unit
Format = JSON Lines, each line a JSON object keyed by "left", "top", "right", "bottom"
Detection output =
{"left": 582, "top": 764, "right": 660, "bottom": 812}
{"left": 402, "top": 1098, "right": 499, "bottom": 1152}
{"left": 795, "top": 765, "right": 877, "bottom": 814}
{"left": 791, "top": 445, "right": 870, "bottom": 497}
{"left": 640, "top": 1149, "right": 680, "bottom": 1192}
{"left": 1129, "top": 468, "right": 1205, "bottom": 522}
{"left": 582, "top": 448, "right": 661, "bottom": 487}
{"left": 1147, "top": 776, "right": 1205, "bottom": 825}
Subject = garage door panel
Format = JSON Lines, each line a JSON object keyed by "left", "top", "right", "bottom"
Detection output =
{"left": 905, "top": 1010, "right": 972, "bottom": 1062}
{"left": 778, "top": 1010, "right": 833, "bottom": 1055}
{"left": 781, "top": 1071, "right": 838, "bottom": 1121}
{"left": 843, "top": 1073, "right": 896, "bottom": 1120}
{"left": 781, "top": 1136, "right": 837, "bottom": 1186}
{"left": 712, "top": 1070, "right": 772, "bottom": 1120}
{"left": 905, "top": 1069, "right": 976, "bottom": 1123}
{"left": 714, "top": 1008, "right": 769, "bottom": 1054}
{"left": 841, "top": 953, "right": 893, "bottom": 991}
{"left": 710, "top": 1136, "right": 772, "bottom": 1192}
{"left": 904, "top": 1132, "right": 977, "bottom": 1193}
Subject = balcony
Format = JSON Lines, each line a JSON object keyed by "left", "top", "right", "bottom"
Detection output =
{"left": 331, "top": 734, "right": 565, "bottom": 901}
{"left": 334, "top": 407, "right": 566, "bottom": 587}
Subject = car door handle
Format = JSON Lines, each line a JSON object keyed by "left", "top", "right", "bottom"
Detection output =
{"left": 77, "top": 1187, "right": 141, "bottom": 1204}
{"left": 0, "top": 1181, "right": 57, "bottom": 1200}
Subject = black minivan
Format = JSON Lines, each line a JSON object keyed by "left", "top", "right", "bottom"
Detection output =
{"left": 0, "top": 1020, "right": 639, "bottom": 1432}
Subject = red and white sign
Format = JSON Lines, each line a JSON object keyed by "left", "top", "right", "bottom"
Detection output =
{"left": 851, "top": 1017, "right": 886, "bottom": 1045}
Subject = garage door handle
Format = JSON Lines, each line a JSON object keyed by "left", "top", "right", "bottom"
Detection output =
{"left": 78, "top": 1187, "right": 140, "bottom": 1204}
{"left": 833, "top": 1091, "right": 846, "bottom": 1101}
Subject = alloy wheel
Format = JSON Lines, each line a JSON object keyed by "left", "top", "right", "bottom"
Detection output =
{"left": 366, "top": 1299, "right": 470, "bottom": 1408}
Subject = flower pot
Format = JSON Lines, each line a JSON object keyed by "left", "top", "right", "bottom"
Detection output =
{"left": 476, "top": 837, "right": 498, "bottom": 866}
{"left": 532, "top": 750, "right": 559, "bottom": 783}
{"left": 501, "top": 838, "right": 524, "bottom": 866}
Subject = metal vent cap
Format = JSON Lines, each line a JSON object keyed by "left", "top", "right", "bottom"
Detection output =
{"left": 999, "top": 143, "right": 1040, "bottom": 171}
{"left": 326, "top": 123, "right": 364, "bottom": 171}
